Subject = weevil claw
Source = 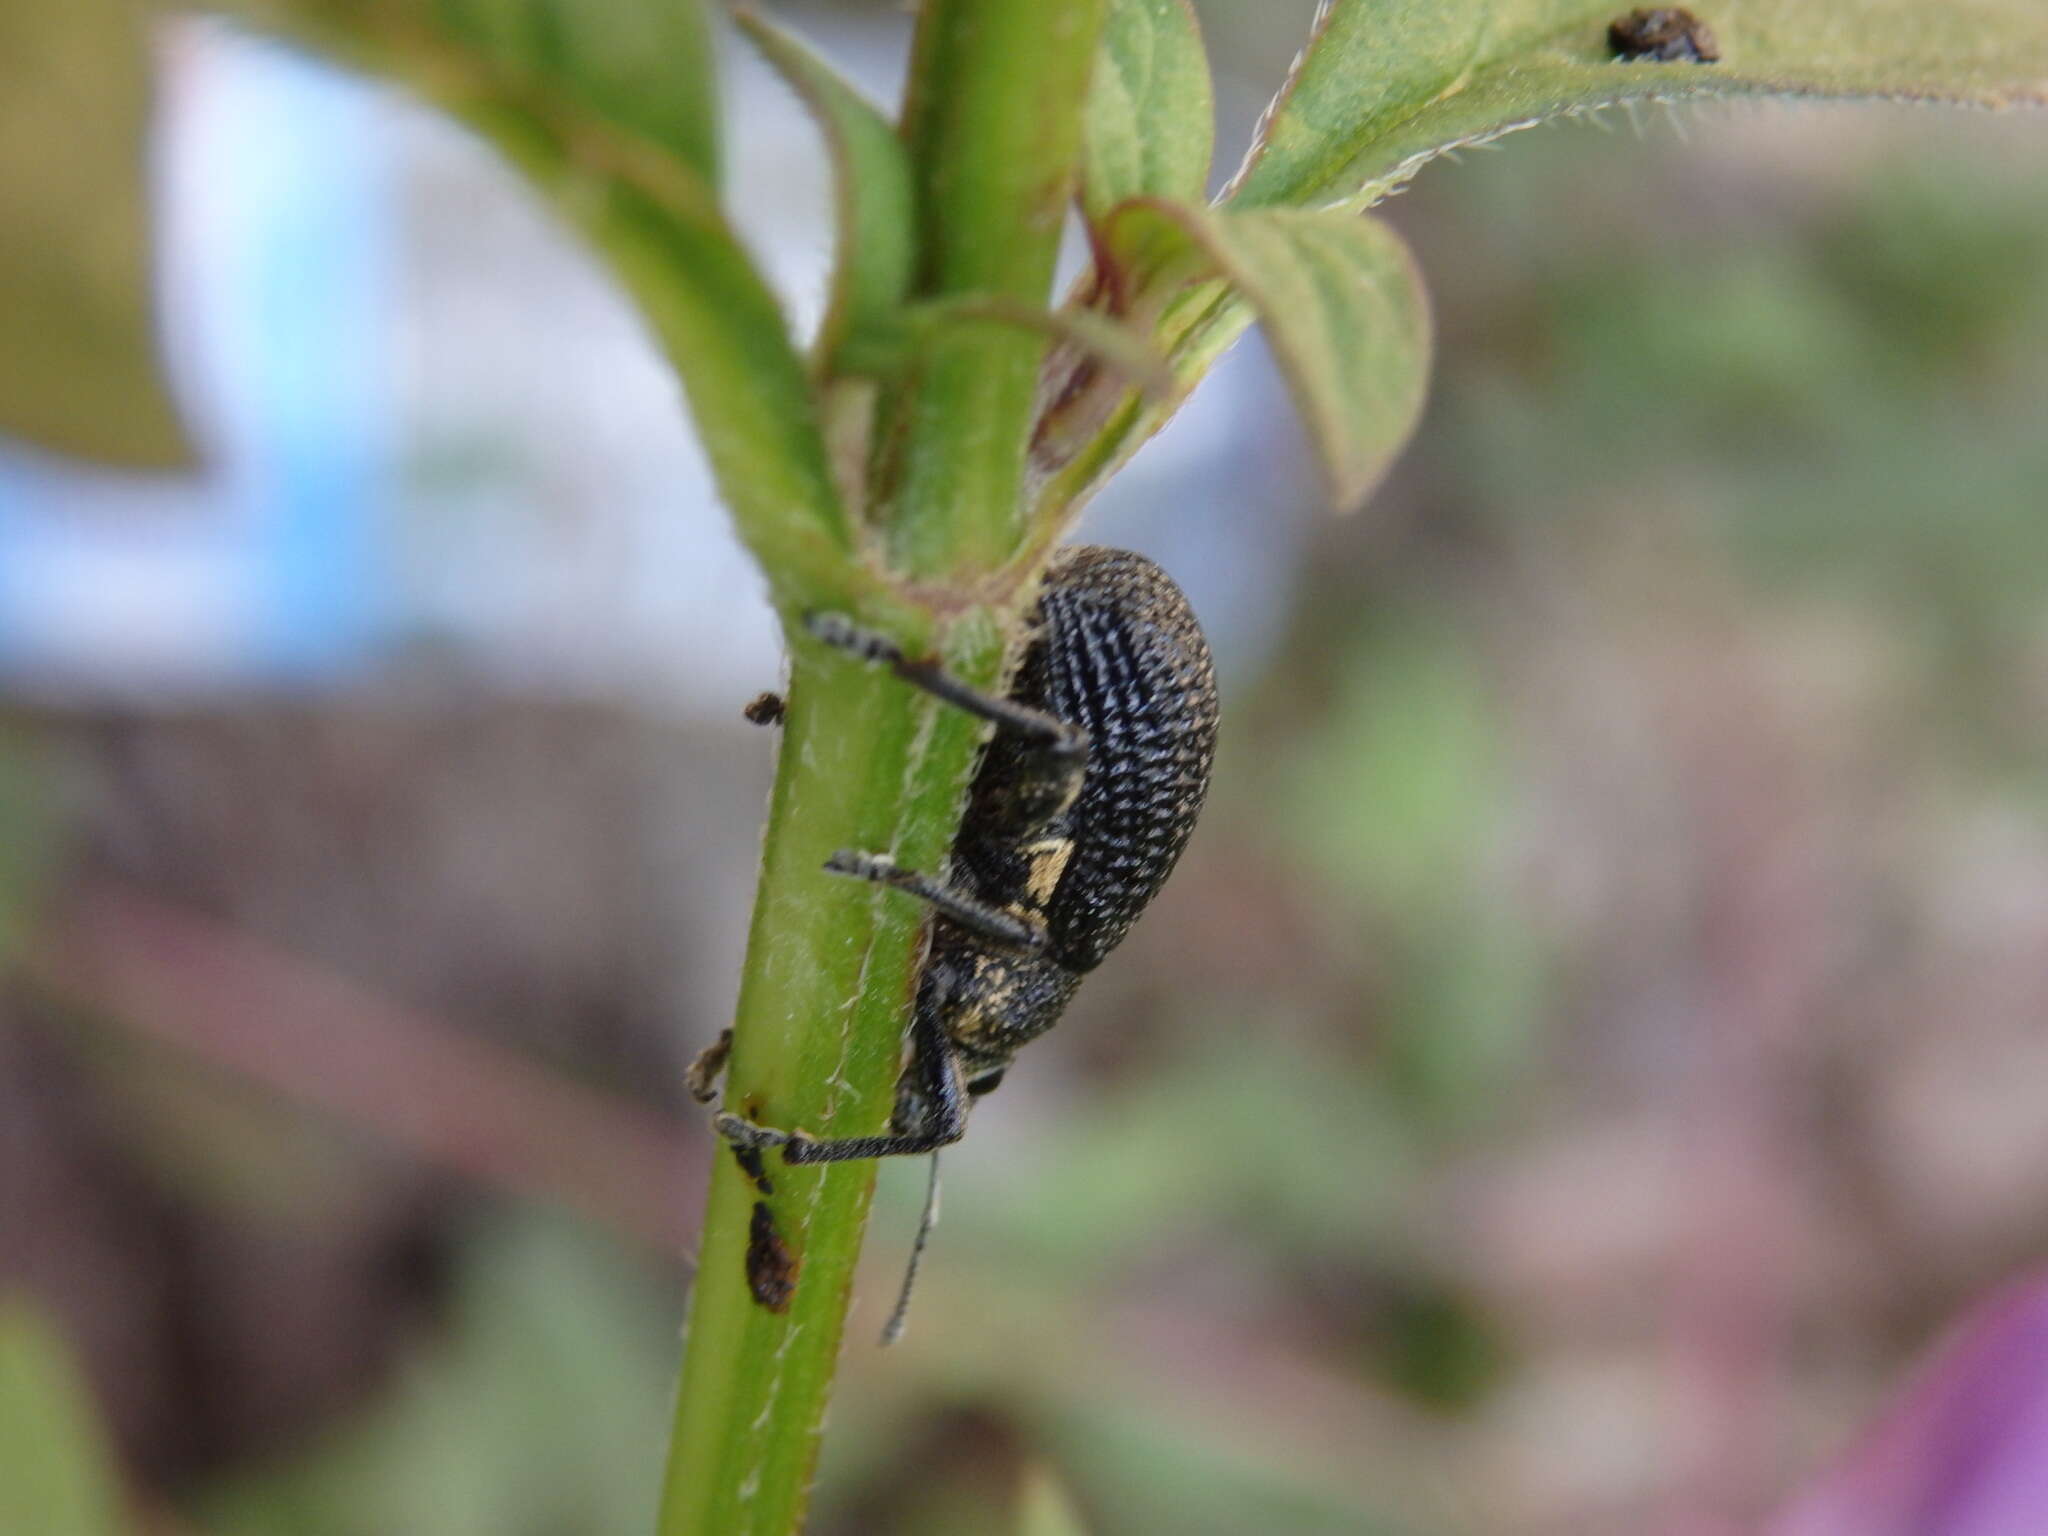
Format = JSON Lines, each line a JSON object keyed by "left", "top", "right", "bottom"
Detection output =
{"left": 805, "top": 612, "right": 902, "bottom": 666}
{"left": 824, "top": 849, "right": 892, "bottom": 881}
{"left": 713, "top": 1111, "right": 790, "bottom": 1151}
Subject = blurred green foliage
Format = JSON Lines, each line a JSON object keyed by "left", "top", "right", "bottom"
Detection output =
{"left": 198, "top": 1218, "right": 680, "bottom": 1536}
{"left": 1047, "top": 1410, "right": 1406, "bottom": 1536}
{"left": 1277, "top": 616, "right": 1543, "bottom": 1120}
{"left": 0, "top": 0, "right": 190, "bottom": 465}
{"left": 1438, "top": 125, "right": 2048, "bottom": 761}
{"left": 1015, "top": 1464, "right": 1093, "bottom": 1536}
{"left": 0, "top": 1303, "right": 127, "bottom": 1536}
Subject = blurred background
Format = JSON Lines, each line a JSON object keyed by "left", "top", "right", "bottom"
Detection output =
{"left": 6, "top": 2, "right": 2048, "bottom": 1532}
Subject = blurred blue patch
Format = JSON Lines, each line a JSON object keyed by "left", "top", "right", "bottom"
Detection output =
{"left": 0, "top": 27, "right": 390, "bottom": 694}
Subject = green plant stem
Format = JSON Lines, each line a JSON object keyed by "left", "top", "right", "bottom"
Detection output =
{"left": 659, "top": 615, "right": 998, "bottom": 1536}
{"left": 663, "top": 4, "right": 1104, "bottom": 1529}
{"left": 881, "top": 0, "right": 1107, "bottom": 578}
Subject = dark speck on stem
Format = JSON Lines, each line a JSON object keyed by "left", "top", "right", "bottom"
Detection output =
{"left": 746, "top": 1201, "right": 798, "bottom": 1313}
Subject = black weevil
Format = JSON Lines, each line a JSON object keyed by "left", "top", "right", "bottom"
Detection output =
{"left": 697, "top": 545, "right": 1219, "bottom": 1333}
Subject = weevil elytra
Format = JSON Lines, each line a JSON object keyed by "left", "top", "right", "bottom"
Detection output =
{"left": 698, "top": 545, "right": 1218, "bottom": 1328}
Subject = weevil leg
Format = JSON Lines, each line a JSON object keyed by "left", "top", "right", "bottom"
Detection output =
{"left": 685, "top": 1027, "right": 734, "bottom": 1104}
{"left": 688, "top": 1028, "right": 778, "bottom": 1191}
{"left": 712, "top": 1113, "right": 963, "bottom": 1163}
{"left": 805, "top": 613, "right": 1088, "bottom": 759}
{"left": 712, "top": 1005, "right": 970, "bottom": 1164}
{"left": 825, "top": 849, "right": 1047, "bottom": 954}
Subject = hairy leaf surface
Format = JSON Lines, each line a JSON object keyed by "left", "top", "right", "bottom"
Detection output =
{"left": 1112, "top": 201, "right": 1432, "bottom": 508}
{"left": 1230, "top": 0, "right": 2048, "bottom": 210}
{"left": 1082, "top": 0, "right": 1214, "bottom": 221}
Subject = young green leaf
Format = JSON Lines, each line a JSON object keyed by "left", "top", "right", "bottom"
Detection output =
{"left": 0, "top": 0, "right": 190, "bottom": 468}
{"left": 241, "top": 0, "right": 719, "bottom": 188}
{"left": 1109, "top": 202, "right": 1432, "bottom": 510}
{"left": 736, "top": 9, "right": 916, "bottom": 378}
{"left": 1080, "top": 0, "right": 1215, "bottom": 223}
{"left": 1229, "top": 0, "right": 2048, "bottom": 212}
{"left": 579, "top": 176, "right": 867, "bottom": 618}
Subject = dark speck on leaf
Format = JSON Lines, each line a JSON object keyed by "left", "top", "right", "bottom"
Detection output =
{"left": 1608, "top": 7, "right": 1720, "bottom": 63}
{"left": 743, "top": 691, "right": 786, "bottom": 726}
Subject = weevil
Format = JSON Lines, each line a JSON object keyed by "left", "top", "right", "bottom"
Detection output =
{"left": 698, "top": 545, "right": 1218, "bottom": 1331}
{"left": 1607, "top": 7, "right": 1720, "bottom": 63}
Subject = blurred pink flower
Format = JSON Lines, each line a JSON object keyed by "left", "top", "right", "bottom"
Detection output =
{"left": 1773, "top": 1268, "right": 2048, "bottom": 1536}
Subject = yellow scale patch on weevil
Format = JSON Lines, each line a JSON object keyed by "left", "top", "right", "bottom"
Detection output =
{"left": 1021, "top": 836, "right": 1075, "bottom": 908}
{"left": 947, "top": 950, "right": 1018, "bottom": 1054}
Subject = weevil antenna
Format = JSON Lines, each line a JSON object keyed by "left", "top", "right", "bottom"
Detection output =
{"left": 881, "top": 1151, "right": 942, "bottom": 1346}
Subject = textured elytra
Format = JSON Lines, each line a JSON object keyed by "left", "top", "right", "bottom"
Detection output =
{"left": 922, "top": 544, "right": 1219, "bottom": 1077}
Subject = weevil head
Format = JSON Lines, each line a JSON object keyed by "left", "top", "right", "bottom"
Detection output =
{"left": 889, "top": 1073, "right": 928, "bottom": 1136}
{"left": 888, "top": 1050, "right": 1012, "bottom": 1136}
